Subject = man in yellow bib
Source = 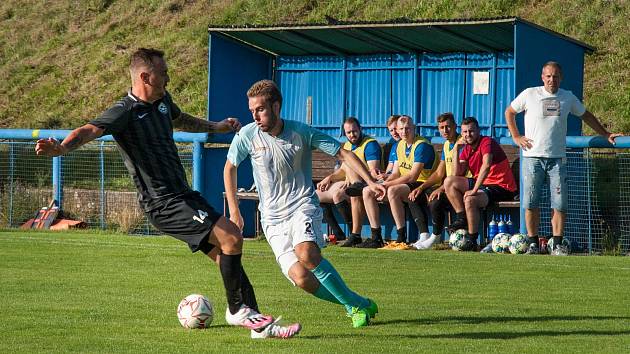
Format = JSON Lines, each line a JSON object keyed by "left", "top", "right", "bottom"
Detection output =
{"left": 409, "top": 112, "right": 472, "bottom": 249}
{"left": 317, "top": 117, "right": 382, "bottom": 247}
{"left": 378, "top": 114, "right": 402, "bottom": 180}
{"left": 361, "top": 116, "right": 437, "bottom": 248}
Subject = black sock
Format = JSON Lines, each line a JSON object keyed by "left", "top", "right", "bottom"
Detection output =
{"left": 240, "top": 266, "right": 258, "bottom": 313}
{"left": 396, "top": 227, "right": 407, "bottom": 243}
{"left": 528, "top": 235, "right": 539, "bottom": 246}
{"left": 408, "top": 201, "right": 429, "bottom": 233}
{"left": 469, "top": 232, "right": 479, "bottom": 245}
{"left": 322, "top": 204, "right": 346, "bottom": 239}
{"left": 456, "top": 212, "right": 466, "bottom": 221}
{"left": 335, "top": 200, "right": 353, "bottom": 232}
{"left": 370, "top": 227, "right": 382, "bottom": 241}
{"left": 350, "top": 232, "right": 361, "bottom": 241}
{"left": 430, "top": 200, "right": 446, "bottom": 233}
{"left": 219, "top": 253, "right": 244, "bottom": 315}
{"left": 552, "top": 236, "right": 562, "bottom": 249}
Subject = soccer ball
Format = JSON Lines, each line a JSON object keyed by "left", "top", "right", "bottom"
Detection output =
{"left": 509, "top": 233, "right": 529, "bottom": 254}
{"left": 177, "top": 294, "right": 214, "bottom": 329}
{"left": 545, "top": 237, "right": 554, "bottom": 254}
{"left": 449, "top": 229, "right": 468, "bottom": 251}
{"left": 491, "top": 233, "right": 511, "bottom": 253}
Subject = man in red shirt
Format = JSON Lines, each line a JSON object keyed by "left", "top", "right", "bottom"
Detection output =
{"left": 444, "top": 117, "right": 517, "bottom": 250}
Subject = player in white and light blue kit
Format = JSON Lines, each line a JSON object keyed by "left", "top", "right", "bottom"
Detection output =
{"left": 224, "top": 80, "right": 386, "bottom": 328}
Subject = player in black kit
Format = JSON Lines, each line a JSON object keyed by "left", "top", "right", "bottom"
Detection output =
{"left": 35, "top": 48, "right": 300, "bottom": 339}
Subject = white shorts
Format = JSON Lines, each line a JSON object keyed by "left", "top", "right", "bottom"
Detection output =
{"left": 262, "top": 204, "right": 326, "bottom": 282}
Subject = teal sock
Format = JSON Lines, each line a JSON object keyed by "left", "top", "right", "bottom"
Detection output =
{"left": 313, "top": 285, "right": 352, "bottom": 313}
{"left": 312, "top": 258, "right": 369, "bottom": 310}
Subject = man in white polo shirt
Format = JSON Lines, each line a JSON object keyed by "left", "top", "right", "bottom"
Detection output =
{"left": 505, "top": 61, "right": 622, "bottom": 256}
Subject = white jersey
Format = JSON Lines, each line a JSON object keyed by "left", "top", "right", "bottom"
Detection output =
{"left": 510, "top": 86, "right": 586, "bottom": 158}
{"left": 227, "top": 119, "right": 341, "bottom": 225}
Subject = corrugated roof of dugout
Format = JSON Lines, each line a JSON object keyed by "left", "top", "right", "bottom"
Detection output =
{"left": 208, "top": 17, "right": 594, "bottom": 56}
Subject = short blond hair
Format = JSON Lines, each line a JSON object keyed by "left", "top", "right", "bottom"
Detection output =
{"left": 387, "top": 114, "right": 401, "bottom": 126}
{"left": 247, "top": 79, "right": 283, "bottom": 107}
{"left": 397, "top": 115, "right": 414, "bottom": 126}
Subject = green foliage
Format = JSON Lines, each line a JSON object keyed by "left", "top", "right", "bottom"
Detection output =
{"left": 1, "top": 232, "right": 630, "bottom": 353}
{"left": 590, "top": 151, "right": 626, "bottom": 254}
{"left": 0, "top": 181, "right": 51, "bottom": 227}
{"left": 0, "top": 1, "right": 628, "bottom": 130}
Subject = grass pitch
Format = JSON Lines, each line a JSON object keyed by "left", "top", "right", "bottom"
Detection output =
{"left": 1, "top": 230, "right": 629, "bottom": 353}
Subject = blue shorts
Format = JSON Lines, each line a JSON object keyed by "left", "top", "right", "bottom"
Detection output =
{"left": 521, "top": 157, "right": 567, "bottom": 212}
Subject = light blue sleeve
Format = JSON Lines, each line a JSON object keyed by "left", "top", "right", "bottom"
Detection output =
{"left": 227, "top": 124, "right": 254, "bottom": 166}
{"left": 304, "top": 123, "right": 341, "bottom": 156}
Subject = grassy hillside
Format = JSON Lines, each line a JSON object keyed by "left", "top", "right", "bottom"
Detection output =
{"left": 0, "top": 0, "right": 628, "bottom": 132}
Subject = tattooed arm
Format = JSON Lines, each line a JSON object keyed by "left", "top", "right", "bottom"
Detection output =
{"left": 35, "top": 124, "right": 104, "bottom": 157}
{"left": 173, "top": 112, "right": 241, "bottom": 133}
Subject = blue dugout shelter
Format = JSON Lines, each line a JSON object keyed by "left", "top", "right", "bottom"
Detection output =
{"left": 204, "top": 17, "right": 595, "bottom": 236}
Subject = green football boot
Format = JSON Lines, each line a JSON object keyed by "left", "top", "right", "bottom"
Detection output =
{"left": 349, "top": 307, "right": 370, "bottom": 328}
{"left": 365, "top": 298, "right": 378, "bottom": 319}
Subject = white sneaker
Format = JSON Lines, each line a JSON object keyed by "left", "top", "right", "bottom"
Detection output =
{"left": 225, "top": 305, "right": 273, "bottom": 331}
{"left": 418, "top": 232, "right": 430, "bottom": 243}
{"left": 251, "top": 316, "right": 301, "bottom": 339}
{"left": 419, "top": 234, "right": 438, "bottom": 249}
{"left": 551, "top": 244, "right": 570, "bottom": 256}
{"left": 411, "top": 239, "right": 425, "bottom": 250}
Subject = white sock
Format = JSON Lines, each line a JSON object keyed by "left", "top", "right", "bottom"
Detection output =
{"left": 418, "top": 232, "right": 430, "bottom": 243}
{"left": 420, "top": 234, "right": 439, "bottom": 249}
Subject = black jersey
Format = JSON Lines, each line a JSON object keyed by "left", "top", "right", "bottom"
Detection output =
{"left": 90, "top": 91, "right": 190, "bottom": 211}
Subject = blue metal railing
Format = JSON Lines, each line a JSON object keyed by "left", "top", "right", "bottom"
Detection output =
{"left": 0, "top": 129, "right": 211, "bottom": 143}
{"left": 0, "top": 129, "right": 210, "bottom": 202}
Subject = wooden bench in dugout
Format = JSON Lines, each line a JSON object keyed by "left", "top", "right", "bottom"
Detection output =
{"left": 224, "top": 143, "right": 521, "bottom": 241}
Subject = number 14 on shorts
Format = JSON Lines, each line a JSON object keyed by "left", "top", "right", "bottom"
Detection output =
{"left": 193, "top": 210, "right": 208, "bottom": 224}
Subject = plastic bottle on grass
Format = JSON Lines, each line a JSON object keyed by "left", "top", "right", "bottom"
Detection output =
{"left": 498, "top": 215, "right": 507, "bottom": 234}
{"left": 506, "top": 215, "right": 514, "bottom": 234}
{"left": 488, "top": 215, "right": 498, "bottom": 241}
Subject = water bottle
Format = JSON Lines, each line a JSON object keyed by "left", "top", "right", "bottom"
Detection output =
{"left": 506, "top": 215, "right": 514, "bottom": 234}
{"left": 488, "top": 215, "right": 498, "bottom": 240}
{"left": 498, "top": 214, "right": 507, "bottom": 234}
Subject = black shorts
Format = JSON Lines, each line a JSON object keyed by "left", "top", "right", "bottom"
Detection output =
{"left": 479, "top": 185, "right": 516, "bottom": 206}
{"left": 147, "top": 191, "right": 222, "bottom": 254}
{"left": 345, "top": 181, "right": 367, "bottom": 197}
{"left": 409, "top": 186, "right": 433, "bottom": 207}
{"left": 406, "top": 181, "right": 422, "bottom": 191}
